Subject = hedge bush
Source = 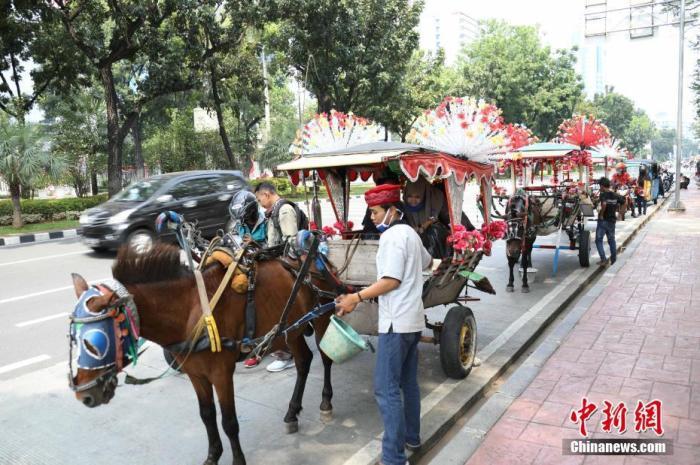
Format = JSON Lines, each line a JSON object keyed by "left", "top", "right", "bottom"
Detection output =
{"left": 249, "top": 177, "right": 293, "bottom": 196}
{"left": 0, "top": 194, "right": 109, "bottom": 219}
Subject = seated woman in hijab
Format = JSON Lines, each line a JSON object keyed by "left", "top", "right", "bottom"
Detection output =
{"left": 403, "top": 178, "right": 474, "bottom": 258}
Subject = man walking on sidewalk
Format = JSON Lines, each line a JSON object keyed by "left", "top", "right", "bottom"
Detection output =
{"left": 595, "top": 177, "right": 624, "bottom": 266}
{"left": 335, "top": 184, "right": 432, "bottom": 465}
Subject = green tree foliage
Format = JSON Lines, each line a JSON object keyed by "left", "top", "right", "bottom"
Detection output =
{"left": 369, "top": 49, "right": 451, "bottom": 141}
{"left": 651, "top": 127, "right": 697, "bottom": 161}
{"left": 589, "top": 90, "right": 636, "bottom": 140}
{"left": 42, "top": 87, "right": 107, "bottom": 197}
{"left": 456, "top": 20, "right": 584, "bottom": 141}
{"left": 0, "top": 1, "right": 86, "bottom": 124}
{"left": 49, "top": 1, "right": 210, "bottom": 195}
{"left": 621, "top": 111, "right": 656, "bottom": 156}
{"left": 275, "top": 0, "right": 423, "bottom": 114}
{"left": 0, "top": 116, "right": 65, "bottom": 226}
{"left": 143, "top": 108, "right": 224, "bottom": 173}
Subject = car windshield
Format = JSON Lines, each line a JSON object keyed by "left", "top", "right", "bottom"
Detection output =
{"left": 113, "top": 178, "right": 167, "bottom": 202}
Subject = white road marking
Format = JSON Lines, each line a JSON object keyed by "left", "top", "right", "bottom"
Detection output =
{"left": 0, "top": 277, "right": 110, "bottom": 306}
{"left": 0, "top": 250, "right": 87, "bottom": 267}
{"left": 15, "top": 312, "right": 71, "bottom": 327}
{"left": 0, "top": 354, "right": 51, "bottom": 375}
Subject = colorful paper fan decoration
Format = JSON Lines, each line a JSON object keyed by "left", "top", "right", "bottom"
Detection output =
{"left": 558, "top": 114, "right": 611, "bottom": 150}
{"left": 406, "top": 96, "right": 507, "bottom": 162}
{"left": 505, "top": 124, "right": 538, "bottom": 150}
{"left": 290, "top": 110, "right": 383, "bottom": 156}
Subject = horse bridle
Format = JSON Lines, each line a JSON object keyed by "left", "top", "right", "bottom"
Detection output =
{"left": 506, "top": 194, "right": 530, "bottom": 251}
{"left": 68, "top": 281, "right": 139, "bottom": 393}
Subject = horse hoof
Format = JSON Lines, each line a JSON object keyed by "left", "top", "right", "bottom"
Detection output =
{"left": 522, "top": 287, "right": 530, "bottom": 293}
{"left": 285, "top": 421, "right": 299, "bottom": 434}
{"left": 320, "top": 409, "right": 333, "bottom": 423}
{"left": 202, "top": 459, "right": 218, "bottom": 465}
{"left": 506, "top": 286, "right": 514, "bottom": 293}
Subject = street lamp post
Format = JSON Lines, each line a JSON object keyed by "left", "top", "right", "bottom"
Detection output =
{"left": 670, "top": 0, "right": 686, "bottom": 211}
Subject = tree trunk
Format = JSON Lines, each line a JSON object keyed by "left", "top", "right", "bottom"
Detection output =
{"left": 10, "top": 181, "right": 23, "bottom": 228}
{"left": 210, "top": 65, "right": 237, "bottom": 170}
{"left": 99, "top": 66, "right": 123, "bottom": 196}
{"left": 317, "top": 93, "right": 333, "bottom": 114}
{"left": 91, "top": 168, "right": 99, "bottom": 196}
{"left": 132, "top": 113, "right": 145, "bottom": 179}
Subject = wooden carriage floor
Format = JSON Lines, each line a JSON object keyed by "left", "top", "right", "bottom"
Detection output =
{"left": 463, "top": 187, "right": 700, "bottom": 465}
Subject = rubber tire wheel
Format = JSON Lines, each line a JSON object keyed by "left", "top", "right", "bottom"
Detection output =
{"left": 90, "top": 246, "right": 109, "bottom": 253}
{"left": 578, "top": 230, "right": 590, "bottom": 267}
{"left": 163, "top": 348, "right": 183, "bottom": 373}
{"left": 439, "top": 306, "right": 477, "bottom": 379}
{"left": 127, "top": 229, "right": 155, "bottom": 254}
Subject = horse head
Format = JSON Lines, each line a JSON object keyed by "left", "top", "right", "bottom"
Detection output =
{"left": 68, "top": 273, "right": 139, "bottom": 408}
{"left": 505, "top": 194, "right": 528, "bottom": 259}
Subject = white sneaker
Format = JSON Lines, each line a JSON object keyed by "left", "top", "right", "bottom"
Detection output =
{"left": 266, "top": 359, "right": 295, "bottom": 372}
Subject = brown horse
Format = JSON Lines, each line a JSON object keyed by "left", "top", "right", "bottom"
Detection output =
{"left": 70, "top": 243, "right": 335, "bottom": 465}
{"left": 505, "top": 193, "right": 550, "bottom": 293}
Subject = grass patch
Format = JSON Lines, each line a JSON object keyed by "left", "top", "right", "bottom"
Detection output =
{"left": 0, "top": 219, "right": 79, "bottom": 236}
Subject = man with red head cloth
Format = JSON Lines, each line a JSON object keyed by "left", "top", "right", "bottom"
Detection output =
{"left": 611, "top": 162, "right": 636, "bottom": 219}
{"left": 336, "top": 183, "right": 432, "bottom": 465}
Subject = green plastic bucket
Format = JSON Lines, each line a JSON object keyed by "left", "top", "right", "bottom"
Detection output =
{"left": 319, "top": 315, "right": 369, "bottom": 363}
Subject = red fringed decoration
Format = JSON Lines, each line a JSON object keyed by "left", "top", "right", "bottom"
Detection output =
{"left": 558, "top": 115, "right": 611, "bottom": 150}
{"left": 505, "top": 124, "right": 537, "bottom": 150}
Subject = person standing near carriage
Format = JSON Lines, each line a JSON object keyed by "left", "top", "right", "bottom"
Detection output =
{"left": 335, "top": 184, "right": 432, "bottom": 465}
{"left": 595, "top": 177, "right": 624, "bottom": 266}
{"left": 635, "top": 166, "right": 650, "bottom": 216}
{"left": 254, "top": 181, "right": 302, "bottom": 372}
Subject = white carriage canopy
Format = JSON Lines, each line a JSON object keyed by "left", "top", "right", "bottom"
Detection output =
{"left": 277, "top": 142, "right": 495, "bottom": 230}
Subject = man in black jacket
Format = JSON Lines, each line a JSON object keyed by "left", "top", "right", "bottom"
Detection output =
{"left": 595, "top": 177, "right": 625, "bottom": 266}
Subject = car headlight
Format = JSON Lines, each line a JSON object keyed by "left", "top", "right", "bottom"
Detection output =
{"left": 107, "top": 208, "right": 136, "bottom": 225}
{"left": 79, "top": 213, "right": 90, "bottom": 225}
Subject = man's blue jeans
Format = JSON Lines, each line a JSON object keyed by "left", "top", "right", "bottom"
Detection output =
{"left": 374, "top": 329, "right": 421, "bottom": 465}
{"left": 595, "top": 219, "right": 616, "bottom": 263}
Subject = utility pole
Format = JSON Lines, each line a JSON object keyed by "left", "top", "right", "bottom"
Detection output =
{"left": 670, "top": 0, "right": 687, "bottom": 211}
{"left": 584, "top": 0, "right": 693, "bottom": 212}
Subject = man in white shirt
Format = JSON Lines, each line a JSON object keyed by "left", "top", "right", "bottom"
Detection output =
{"left": 336, "top": 183, "right": 432, "bottom": 465}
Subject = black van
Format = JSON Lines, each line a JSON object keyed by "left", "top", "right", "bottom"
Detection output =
{"left": 79, "top": 170, "right": 247, "bottom": 252}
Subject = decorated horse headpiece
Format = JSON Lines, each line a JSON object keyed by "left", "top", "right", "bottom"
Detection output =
{"left": 68, "top": 279, "right": 140, "bottom": 392}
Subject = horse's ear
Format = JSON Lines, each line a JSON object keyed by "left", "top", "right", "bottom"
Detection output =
{"left": 71, "top": 273, "right": 89, "bottom": 298}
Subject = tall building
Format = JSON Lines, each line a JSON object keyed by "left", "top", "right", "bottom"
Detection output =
{"left": 419, "top": 3, "right": 480, "bottom": 65}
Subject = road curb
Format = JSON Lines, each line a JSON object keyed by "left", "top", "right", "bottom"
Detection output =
{"left": 0, "top": 228, "right": 79, "bottom": 247}
{"left": 397, "top": 194, "right": 671, "bottom": 465}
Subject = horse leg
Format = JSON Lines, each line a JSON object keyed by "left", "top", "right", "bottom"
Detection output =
{"left": 284, "top": 335, "right": 314, "bottom": 433}
{"left": 507, "top": 254, "right": 517, "bottom": 292}
{"left": 521, "top": 244, "right": 531, "bottom": 293}
{"left": 314, "top": 319, "right": 334, "bottom": 422}
{"left": 189, "top": 375, "right": 224, "bottom": 465}
{"left": 213, "top": 370, "right": 246, "bottom": 465}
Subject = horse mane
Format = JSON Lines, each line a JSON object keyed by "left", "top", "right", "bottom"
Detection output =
{"left": 112, "top": 243, "right": 192, "bottom": 285}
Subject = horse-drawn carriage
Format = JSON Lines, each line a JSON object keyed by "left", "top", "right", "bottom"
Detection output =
{"left": 489, "top": 142, "right": 594, "bottom": 286}
{"left": 278, "top": 141, "right": 499, "bottom": 379}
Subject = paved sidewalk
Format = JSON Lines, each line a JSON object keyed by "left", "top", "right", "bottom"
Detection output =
{"left": 464, "top": 188, "right": 700, "bottom": 465}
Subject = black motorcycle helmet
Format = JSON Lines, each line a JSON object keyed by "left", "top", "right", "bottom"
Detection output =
{"left": 229, "top": 190, "right": 258, "bottom": 224}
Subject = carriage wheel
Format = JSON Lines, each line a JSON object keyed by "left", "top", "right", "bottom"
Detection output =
{"left": 578, "top": 230, "right": 591, "bottom": 267}
{"left": 439, "top": 306, "right": 477, "bottom": 379}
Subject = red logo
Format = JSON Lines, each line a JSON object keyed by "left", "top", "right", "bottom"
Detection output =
{"left": 570, "top": 399, "right": 664, "bottom": 437}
